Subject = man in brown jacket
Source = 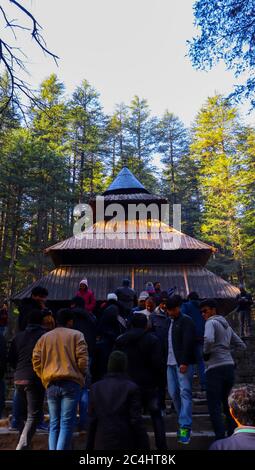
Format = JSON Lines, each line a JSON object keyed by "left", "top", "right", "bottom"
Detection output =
{"left": 33, "top": 308, "right": 88, "bottom": 450}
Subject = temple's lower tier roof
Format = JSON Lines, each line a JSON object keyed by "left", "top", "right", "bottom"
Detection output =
{"left": 13, "top": 264, "right": 239, "bottom": 301}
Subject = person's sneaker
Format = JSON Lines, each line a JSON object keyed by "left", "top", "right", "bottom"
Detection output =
{"left": 36, "top": 422, "right": 49, "bottom": 433}
{"left": 8, "top": 425, "right": 19, "bottom": 432}
{"left": 178, "top": 428, "right": 191, "bottom": 444}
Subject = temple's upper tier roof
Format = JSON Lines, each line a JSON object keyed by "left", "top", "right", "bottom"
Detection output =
{"left": 103, "top": 167, "right": 150, "bottom": 195}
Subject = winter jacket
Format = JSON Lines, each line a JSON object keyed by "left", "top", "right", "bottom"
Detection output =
{"left": 236, "top": 292, "right": 253, "bottom": 312}
{"left": 8, "top": 325, "right": 46, "bottom": 383}
{"left": 86, "top": 372, "right": 149, "bottom": 450}
{"left": 181, "top": 300, "right": 205, "bottom": 341}
{"left": 115, "top": 328, "right": 164, "bottom": 389}
{"left": 150, "top": 311, "right": 169, "bottom": 359}
{"left": 32, "top": 327, "right": 88, "bottom": 388}
{"left": 166, "top": 314, "right": 196, "bottom": 366}
{"left": 210, "top": 427, "right": 255, "bottom": 450}
{"left": 72, "top": 307, "right": 97, "bottom": 357}
{"left": 76, "top": 289, "right": 96, "bottom": 313}
{"left": 203, "top": 315, "right": 246, "bottom": 371}
{"left": 97, "top": 302, "right": 127, "bottom": 340}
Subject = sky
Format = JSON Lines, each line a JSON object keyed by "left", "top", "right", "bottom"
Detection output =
{"left": 2, "top": 0, "right": 254, "bottom": 126}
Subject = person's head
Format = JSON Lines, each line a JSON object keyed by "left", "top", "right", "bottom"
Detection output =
{"left": 56, "top": 308, "right": 74, "bottom": 328}
{"left": 145, "top": 281, "right": 155, "bottom": 293}
{"left": 228, "top": 385, "right": 255, "bottom": 427}
{"left": 79, "top": 279, "right": 88, "bottom": 291}
{"left": 187, "top": 291, "right": 199, "bottom": 301}
{"left": 166, "top": 295, "right": 183, "bottom": 318}
{"left": 159, "top": 292, "right": 169, "bottom": 312}
{"left": 41, "top": 309, "right": 55, "bottom": 331}
{"left": 1, "top": 301, "right": 8, "bottom": 310}
{"left": 70, "top": 296, "right": 85, "bottom": 309}
{"left": 200, "top": 299, "right": 218, "bottom": 321}
{"left": 154, "top": 281, "right": 161, "bottom": 291}
{"left": 131, "top": 313, "right": 148, "bottom": 330}
{"left": 27, "top": 309, "right": 43, "bottom": 326}
{"left": 122, "top": 279, "right": 130, "bottom": 287}
{"left": 107, "top": 350, "right": 128, "bottom": 373}
{"left": 145, "top": 297, "right": 156, "bottom": 312}
{"left": 107, "top": 293, "right": 118, "bottom": 303}
{"left": 31, "top": 286, "right": 48, "bottom": 306}
{"left": 138, "top": 291, "right": 149, "bottom": 309}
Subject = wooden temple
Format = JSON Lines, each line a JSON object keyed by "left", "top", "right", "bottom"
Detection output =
{"left": 13, "top": 167, "right": 239, "bottom": 311}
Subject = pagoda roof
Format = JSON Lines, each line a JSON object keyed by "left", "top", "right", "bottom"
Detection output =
{"left": 12, "top": 263, "right": 239, "bottom": 302}
{"left": 45, "top": 220, "right": 215, "bottom": 253}
{"left": 103, "top": 167, "right": 149, "bottom": 195}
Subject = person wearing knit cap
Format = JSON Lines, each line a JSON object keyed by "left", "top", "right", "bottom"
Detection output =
{"left": 75, "top": 279, "right": 96, "bottom": 313}
{"left": 86, "top": 351, "right": 149, "bottom": 450}
{"left": 131, "top": 291, "right": 149, "bottom": 314}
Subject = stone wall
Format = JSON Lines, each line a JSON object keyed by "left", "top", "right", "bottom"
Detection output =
{"left": 233, "top": 337, "right": 255, "bottom": 385}
{"left": 226, "top": 308, "right": 255, "bottom": 385}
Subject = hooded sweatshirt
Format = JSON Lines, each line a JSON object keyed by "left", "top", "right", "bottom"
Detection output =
{"left": 203, "top": 315, "right": 246, "bottom": 371}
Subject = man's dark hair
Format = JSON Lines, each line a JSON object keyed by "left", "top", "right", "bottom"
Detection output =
{"left": 199, "top": 299, "right": 218, "bottom": 311}
{"left": 228, "top": 385, "right": 255, "bottom": 426}
{"left": 131, "top": 313, "right": 148, "bottom": 329}
{"left": 31, "top": 286, "right": 48, "bottom": 297}
{"left": 122, "top": 278, "right": 130, "bottom": 287}
{"left": 107, "top": 350, "right": 128, "bottom": 373}
{"left": 27, "top": 309, "right": 43, "bottom": 325}
{"left": 166, "top": 295, "right": 183, "bottom": 310}
{"left": 188, "top": 291, "right": 199, "bottom": 301}
{"left": 154, "top": 281, "right": 160, "bottom": 287}
{"left": 71, "top": 296, "right": 85, "bottom": 309}
{"left": 56, "top": 308, "right": 74, "bottom": 327}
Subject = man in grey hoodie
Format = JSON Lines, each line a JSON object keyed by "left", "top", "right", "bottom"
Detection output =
{"left": 200, "top": 299, "right": 246, "bottom": 441}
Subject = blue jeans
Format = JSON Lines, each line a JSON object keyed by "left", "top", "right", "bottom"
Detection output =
{"left": 47, "top": 380, "right": 81, "bottom": 450}
{"left": 78, "top": 387, "right": 89, "bottom": 429}
{"left": 11, "top": 387, "right": 44, "bottom": 430}
{"left": 167, "top": 364, "right": 194, "bottom": 429}
{"left": 11, "top": 387, "right": 26, "bottom": 429}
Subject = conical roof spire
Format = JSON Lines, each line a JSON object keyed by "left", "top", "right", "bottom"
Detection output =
{"left": 103, "top": 167, "right": 149, "bottom": 195}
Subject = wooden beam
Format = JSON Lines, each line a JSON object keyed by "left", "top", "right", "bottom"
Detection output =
{"left": 131, "top": 266, "right": 135, "bottom": 289}
{"left": 183, "top": 266, "right": 189, "bottom": 297}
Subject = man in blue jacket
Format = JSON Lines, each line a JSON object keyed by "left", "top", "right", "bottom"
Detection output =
{"left": 166, "top": 295, "right": 196, "bottom": 445}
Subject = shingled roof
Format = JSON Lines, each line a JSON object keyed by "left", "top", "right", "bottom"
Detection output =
{"left": 13, "top": 264, "right": 239, "bottom": 302}
{"left": 103, "top": 167, "right": 149, "bottom": 194}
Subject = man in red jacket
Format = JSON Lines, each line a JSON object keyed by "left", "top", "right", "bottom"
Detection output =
{"left": 76, "top": 279, "right": 96, "bottom": 313}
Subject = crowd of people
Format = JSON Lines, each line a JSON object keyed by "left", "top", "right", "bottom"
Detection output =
{"left": 0, "top": 278, "right": 254, "bottom": 451}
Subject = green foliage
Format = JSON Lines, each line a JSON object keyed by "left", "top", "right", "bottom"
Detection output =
{"left": 0, "top": 75, "right": 254, "bottom": 299}
{"left": 191, "top": 95, "right": 255, "bottom": 287}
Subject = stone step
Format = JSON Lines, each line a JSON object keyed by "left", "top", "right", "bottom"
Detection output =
{"left": 4, "top": 396, "right": 208, "bottom": 413}
{"left": 0, "top": 428, "right": 215, "bottom": 451}
{"left": 143, "top": 414, "right": 212, "bottom": 432}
